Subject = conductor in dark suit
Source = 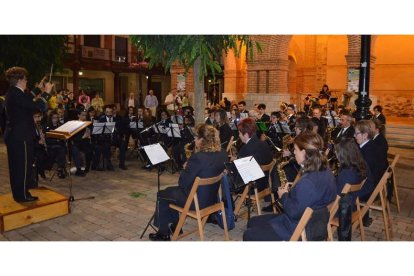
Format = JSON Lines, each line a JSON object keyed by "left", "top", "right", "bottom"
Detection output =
{"left": 4, "top": 67, "right": 52, "bottom": 202}
{"left": 149, "top": 124, "right": 228, "bottom": 241}
{"left": 237, "top": 118, "right": 273, "bottom": 192}
{"left": 243, "top": 132, "right": 337, "bottom": 241}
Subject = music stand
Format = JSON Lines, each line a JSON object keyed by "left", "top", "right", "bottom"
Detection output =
{"left": 139, "top": 143, "right": 171, "bottom": 239}
{"left": 46, "top": 120, "right": 95, "bottom": 211}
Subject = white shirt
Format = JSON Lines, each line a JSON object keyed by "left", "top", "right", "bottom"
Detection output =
{"left": 359, "top": 140, "right": 370, "bottom": 148}
{"left": 106, "top": 116, "right": 113, "bottom": 123}
{"left": 128, "top": 98, "right": 135, "bottom": 108}
{"left": 165, "top": 93, "right": 181, "bottom": 111}
{"left": 373, "top": 133, "right": 379, "bottom": 140}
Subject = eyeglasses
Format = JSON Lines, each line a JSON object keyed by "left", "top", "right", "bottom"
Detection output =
{"left": 354, "top": 132, "right": 362, "bottom": 136}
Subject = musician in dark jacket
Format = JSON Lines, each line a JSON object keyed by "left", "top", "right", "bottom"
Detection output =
{"left": 373, "top": 105, "right": 386, "bottom": 125}
{"left": 4, "top": 67, "right": 52, "bottom": 202}
{"left": 331, "top": 112, "right": 355, "bottom": 143}
{"left": 312, "top": 107, "right": 329, "bottom": 140}
{"left": 45, "top": 111, "right": 67, "bottom": 178}
{"left": 243, "top": 132, "right": 337, "bottom": 241}
{"left": 150, "top": 124, "right": 228, "bottom": 241}
{"left": 214, "top": 109, "right": 233, "bottom": 150}
{"left": 237, "top": 118, "right": 273, "bottom": 192}
{"left": 71, "top": 109, "right": 92, "bottom": 176}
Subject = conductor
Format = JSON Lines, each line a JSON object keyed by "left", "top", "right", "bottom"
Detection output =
{"left": 4, "top": 67, "right": 53, "bottom": 203}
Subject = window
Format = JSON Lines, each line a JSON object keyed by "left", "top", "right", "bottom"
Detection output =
{"left": 84, "top": 35, "right": 101, "bottom": 48}
{"left": 115, "top": 36, "right": 128, "bottom": 62}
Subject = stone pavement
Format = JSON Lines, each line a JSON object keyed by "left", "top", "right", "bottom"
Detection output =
{"left": 0, "top": 141, "right": 414, "bottom": 242}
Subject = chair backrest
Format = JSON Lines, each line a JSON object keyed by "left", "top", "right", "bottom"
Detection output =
{"left": 290, "top": 207, "right": 314, "bottom": 241}
{"left": 186, "top": 172, "right": 225, "bottom": 211}
{"left": 349, "top": 178, "right": 367, "bottom": 193}
{"left": 226, "top": 136, "right": 235, "bottom": 154}
{"left": 260, "top": 160, "right": 276, "bottom": 173}
{"left": 389, "top": 154, "right": 400, "bottom": 171}
{"left": 360, "top": 169, "right": 391, "bottom": 217}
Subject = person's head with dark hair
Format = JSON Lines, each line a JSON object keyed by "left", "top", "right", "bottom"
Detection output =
{"left": 238, "top": 101, "right": 247, "bottom": 112}
{"left": 270, "top": 111, "right": 279, "bottom": 124}
{"left": 104, "top": 105, "right": 114, "bottom": 117}
{"left": 194, "top": 124, "right": 221, "bottom": 153}
{"left": 88, "top": 106, "right": 96, "bottom": 120}
{"left": 5, "top": 66, "right": 28, "bottom": 88}
{"left": 184, "top": 115, "right": 195, "bottom": 127}
{"left": 257, "top": 103, "right": 266, "bottom": 115}
{"left": 286, "top": 104, "right": 295, "bottom": 116}
{"left": 128, "top": 106, "right": 136, "bottom": 117}
{"left": 32, "top": 109, "right": 42, "bottom": 125}
{"left": 295, "top": 117, "right": 313, "bottom": 135}
{"left": 160, "top": 109, "right": 169, "bottom": 121}
{"left": 371, "top": 118, "right": 385, "bottom": 136}
{"left": 339, "top": 111, "right": 353, "bottom": 128}
{"left": 77, "top": 108, "right": 88, "bottom": 121}
{"left": 321, "top": 84, "right": 329, "bottom": 92}
{"left": 237, "top": 117, "right": 257, "bottom": 143}
{"left": 48, "top": 110, "right": 59, "bottom": 126}
{"left": 231, "top": 104, "right": 238, "bottom": 111}
{"left": 373, "top": 105, "right": 383, "bottom": 115}
{"left": 296, "top": 111, "right": 306, "bottom": 118}
{"left": 293, "top": 132, "right": 327, "bottom": 174}
{"left": 354, "top": 120, "right": 375, "bottom": 145}
{"left": 334, "top": 137, "right": 367, "bottom": 179}
{"left": 214, "top": 109, "right": 228, "bottom": 126}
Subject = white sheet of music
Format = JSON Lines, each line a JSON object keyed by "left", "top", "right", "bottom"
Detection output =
{"left": 54, "top": 120, "right": 86, "bottom": 134}
{"left": 143, "top": 143, "right": 170, "bottom": 165}
{"left": 233, "top": 156, "right": 265, "bottom": 184}
{"left": 104, "top": 122, "right": 116, "bottom": 134}
{"left": 240, "top": 113, "right": 248, "bottom": 119}
{"left": 92, "top": 122, "right": 105, "bottom": 135}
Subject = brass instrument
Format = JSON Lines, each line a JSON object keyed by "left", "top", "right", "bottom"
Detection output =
{"left": 36, "top": 123, "right": 47, "bottom": 152}
{"left": 184, "top": 141, "right": 195, "bottom": 159}
{"left": 274, "top": 157, "right": 294, "bottom": 213}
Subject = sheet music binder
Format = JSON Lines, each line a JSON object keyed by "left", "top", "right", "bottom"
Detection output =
{"left": 46, "top": 120, "right": 91, "bottom": 140}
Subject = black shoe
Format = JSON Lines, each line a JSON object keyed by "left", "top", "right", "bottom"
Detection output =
{"left": 149, "top": 232, "right": 170, "bottom": 241}
{"left": 261, "top": 204, "right": 274, "bottom": 213}
{"left": 15, "top": 196, "right": 38, "bottom": 203}
{"left": 119, "top": 164, "right": 128, "bottom": 170}
{"left": 362, "top": 214, "right": 373, "bottom": 227}
{"left": 206, "top": 216, "right": 218, "bottom": 225}
{"left": 75, "top": 169, "right": 86, "bottom": 177}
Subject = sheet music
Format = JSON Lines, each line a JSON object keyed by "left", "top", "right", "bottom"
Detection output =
{"left": 233, "top": 156, "right": 265, "bottom": 184}
{"left": 92, "top": 122, "right": 105, "bottom": 135}
{"left": 281, "top": 123, "right": 292, "bottom": 134}
{"left": 229, "top": 121, "right": 237, "bottom": 130}
{"left": 143, "top": 143, "right": 170, "bottom": 165}
{"left": 166, "top": 124, "right": 181, "bottom": 138}
{"left": 171, "top": 115, "right": 183, "bottom": 125}
{"left": 54, "top": 120, "right": 88, "bottom": 134}
{"left": 130, "top": 121, "right": 144, "bottom": 129}
{"left": 240, "top": 113, "right": 248, "bottom": 119}
{"left": 104, "top": 122, "right": 116, "bottom": 134}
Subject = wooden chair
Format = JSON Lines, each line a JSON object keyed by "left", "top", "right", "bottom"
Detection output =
{"left": 169, "top": 173, "right": 229, "bottom": 241}
{"left": 233, "top": 160, "right": 276, "bottom": 218}
{"left": 389, "top": 154, "right": 400, "bottom": 213}
{"left": 226, "top": 136, "right": 235, "bottom": 156}
{"left": 329, "top": 180, "right": 366, "bottom": 241}
{"left": 326, "top": 194, "right": 342, "bottom": 241}
{"left": 290, "top": 207, "right": 314, "bottom": 241}
{"left": 358, "top": 169, "right": 392, "bottom": 241}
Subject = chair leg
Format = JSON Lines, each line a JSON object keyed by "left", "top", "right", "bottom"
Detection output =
{"left": 172, "top": 212, "right": 187, "bottom": 241}
{"left": 392, "top": 172, "right": 400, "bottom": 213}
{"left": 356, "top": 202, "right": 365, "bottom": 241}
{"left": 380, "top": 191, "right": 391, "bottom": 241}
{"left": 234, "top": 185, "right": 249, "bottom": 218}
{"left": 270, "top": 192, "right": 277, "bottom": 214}
{"left": 221, "top": 203, "right": 230, "bottom": 241}
{"left": 196, "top": 215, "right": 204, "bottom": 241}
{"left": 254, "top": 188, "right": 261, "bottom": 216}
{"left": 327, "top": 224, "right": 334, "bottom": 241}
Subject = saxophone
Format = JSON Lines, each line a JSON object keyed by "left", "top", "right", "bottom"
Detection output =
{"left": 274, "top": 158, "right": 293, "bottom": 213}
{"left": 184, "top": 140, "right": 195, "bottom": 159}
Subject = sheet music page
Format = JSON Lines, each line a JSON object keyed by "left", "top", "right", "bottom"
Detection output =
{"left": 281, "top": 124, "right": 291, "bottom": 134}
{"left": 240, "top": 113, "right": 248, "bottom": 119}
{"left": 172, "top": 126, "right": 181, "bottom": 138}
{"left": 129, "top": 122, "right": 137, "bottom": 129}
{"left": 143, "top": 143, "right": 170, "bottom": 165}
{"left": 104, "top": 122, "right": 116, "bottom": 134}
{"left": 233, "top": 156, "right": 265, "bottom": 184}
{"left": 138, "top": 121, "right": 144, "bottom": 129}
{"left": 92, "top": 122, "right": 105, "bottom": 135}
{"left": 54, "top": 120, "right": 87, "bottom": 134}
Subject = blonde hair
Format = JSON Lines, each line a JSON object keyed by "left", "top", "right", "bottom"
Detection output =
{"left": 195, "top": 124, "right": 221, "bottom": 153}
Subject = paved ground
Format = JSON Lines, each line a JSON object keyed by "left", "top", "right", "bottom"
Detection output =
{"left": 0, "top": 141, "right": 413, "bottom": 242}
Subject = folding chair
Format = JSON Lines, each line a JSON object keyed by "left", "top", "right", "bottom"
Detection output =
{"left": 233, "top": 160, "right": 276, "bottom": 217}
{"left": 358, "top": 169, "right": 392, "bottom": 241}
{"left": 329, "top": 179, "right": 366, "bottom": 241}
{"left": 388, "top": 154, "right": 400, "bottom": 213}
{"left": 290, "top": 207, "right": 314, "bottom": 241}
{"left": 169, "top": 173, "right": 229, "bottom": 241}
{"left": 226, "top": 136, "right": 235, "bottom": 156}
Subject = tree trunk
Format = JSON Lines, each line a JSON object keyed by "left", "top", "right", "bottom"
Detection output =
{"left": 193, "top": 57, "right": 205, "bottom": 125}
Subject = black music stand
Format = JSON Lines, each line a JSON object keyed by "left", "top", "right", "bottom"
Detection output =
{"left": 92, "top": 122, "right": 115, "bottom": 170}
{"left": 139, "top": 143, "right": 171, "bottom": 239}
{"left": 164, "top": 124, "right": 181, "bottom": 174}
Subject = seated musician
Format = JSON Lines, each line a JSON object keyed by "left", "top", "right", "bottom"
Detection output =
{"left": 149, "top": 124, "right": 228, "bottom": 241}
{"left": 172, "top": 115, "right": 195, "bottom": 170}
{"left": 71, "top": 109, "right": 93, "bottom": 176}
{"left": 205, "top": 108, "right": 215, "bottom": 125}
{"left": 265, "top": 111, "right": 283, "bottom": 150}
{"left": 214, "top": 109, "right": 233, "bottom": 150}
{"left": 319, "top": 84, "right": 331, "bottom": 101}
{"left": 334, "top": 137, "right": 373, "bottom": 205}
{"left": 45, "top": 111, "right": 67, "bottom": 178}
{"left": 236, "top": 118, "right": 273, "bottom": 192}
{"left": 256, "top": 103, "right": 270, "bottom": 123}
{"left": 331, "top": 111, "right": 354, "bottom": 143}
{"left": 33, "top": 109, "right": 48, "bottom": 181}
{"left": 303, "top": 94, "right": 312, "bottom": 115}
{"left": 98, "top": 105, "right": 127, "bottom": 170}
{"left": 125, "top": 106, "right": 137, "bottom": 148}
{"left": 87, "top": 106, "right": 97, "bottom": 122}
{"left": 57, "top": 106, "right": 67, "bottom": 125}
{"left": 143, "top": 107, "right": 156, "bottom": 127}
{"left": 243, "top": 132, "right": 337, "bottom": 241}
{"left": 286, "top": 104, "right": 296, "bottom": 132}
{"left": 312, "top": 107, "right": 329, "bottom": 141}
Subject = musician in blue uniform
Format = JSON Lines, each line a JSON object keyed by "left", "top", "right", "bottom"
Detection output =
{"left": 4, "top": 67, "right": 52, "bottom": 202}
{"left": 243, "top": 132, "right": 337, "bottom": 241}
{"left": 149, "top": 124, "right": 228, "bottom": 241}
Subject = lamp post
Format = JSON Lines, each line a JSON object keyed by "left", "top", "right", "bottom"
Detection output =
{"left": 353, "top": 35, "right": 372, "bottom": 121}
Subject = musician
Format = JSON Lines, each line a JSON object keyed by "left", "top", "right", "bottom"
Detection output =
{"left": 303, "top": 94, "right": 312, "bottom": 115}
{"left": 237, "top": 118, "right": 273, "bottom": 192}
{"left": 172, "top": 115, "right": 196, "bottom": 170}
{"left": 312, "top": 107, "right": 329, "bottom": 140}
{"left": 214, "top": 109, "right": 233, "bottom": 150}
{"left": 205, "top": 108, "right": 215, "bottom": 125}
{"left": 286, "top": 104, "right": 296, "bottom": 131}
{"left": 334, "top": 137, "right": 373, "bottom": 205}
{"left": 319, "top": 84, "right": 331, "bottom": 101}
{"left": 57, "top": 107, "right": 66, "bottom": 125}
{"left": 143, "top": 108, "right": 156, "bottom": 127}
{"left": 71, "top": 109, "right": 92, "bottom": 176}
{"left": 87, "top": 106, "right": 97, "bottom": 122}
{"left": 33, "top": 110, "right": 48, "bottom": 181}
{"left": 45, "top": 111, "right": 67, "bottom": 178}
{"left": 256, "top": 104, "right": 270, "bottom": 123}
{"left": 243, "top": 132, "right": 337, "bottom": 241}
{"left": 266, "top": 111, "right": 283, "bottom": 150}
{"left": 149, "top": 124, "right": 228, "bottom": 241}
{"left": 331, "top": 111, "right": 355, "bottom": 143}
{"left": 238, "top": 101, "right": 249, "bottom": 114}
{"left": 373, "top": 105, "right": 386, "bottom": 125}
{"left": 4, "top": 67, "right": 52, "bottom": 202}
{"left": 98, "top": 105, "right": 128, "bottom": 170}
{"left": 124, "top": 106, "right": 137, "bottom": 148}
{"left": 372, "top": 119, "right": 390, "bottom": 198}
{"left": 164, "top": 89, "right": 182, "bottom": 114}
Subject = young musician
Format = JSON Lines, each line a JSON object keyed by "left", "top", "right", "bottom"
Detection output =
{"left": 214, "top": 109, "right": 233, "bottom": 150}
{"left": 238, "top": 101, "right": 249, "bottom": 114}
{"left": 150, "top": 124, "right": 228, "bottom": 241}
{"left": 286, "top": 104, "right": 296, "bottom": 131}
{"left": 243, "top": 132, "right": 337, "bottom": 241}
{"left": 4, "top": 67, "right": 52, "bottom": 202}
{"left": 172, "top": 115, "right": 195, "bottom": 170}
{"left": 256, "top": 104, "right": 270, "bottom": 123}
{"left": 71, "top": 109, "right": 93, "bottom": 176}
{"left": 45, "top": 111, "right": 67, "bottom": 178}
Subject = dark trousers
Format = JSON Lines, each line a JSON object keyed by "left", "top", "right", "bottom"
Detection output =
{"left": 71, "top": 141, "right": 92, "bottom": 170}
{"left": 47, "top": 144, "right": 66, "bottom": 169}
{"left": 243, "top": 214, "right": 283, "bottom": 241}
{"left": 172, "top": 142, "right": 187, "bottom": 168}
{"left": 102, "top": 139, "right": 127, "bottom": 167}
{"left": 5, "top": 138, "right": 35, "bottom": 200}
{"left": 153, "top": 186, "right": 187, "bottom": 235}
